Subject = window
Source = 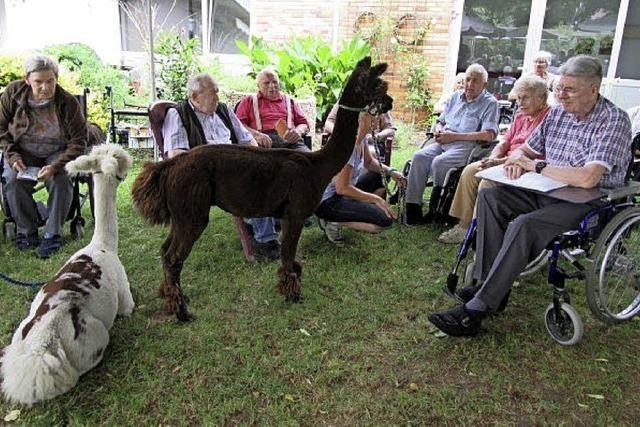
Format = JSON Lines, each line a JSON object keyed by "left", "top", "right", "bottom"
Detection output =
{"left": 205, "top": 0, "right": 250, "bottom": 54}
{"left": 541, "top": 0, "right": 622, "bottom": 73}
{"left": 617, "top": 1, "right": 640, "bottom": 79}
{"left": 119, "top": 0, "right": 202, "bottom": 52}
{"left": 457, "top": 0, "right": 533, "bottom": 100}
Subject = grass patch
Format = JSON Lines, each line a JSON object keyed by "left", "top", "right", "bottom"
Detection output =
{"left": 0, "top": 146, "right": 639, "bottom": 425}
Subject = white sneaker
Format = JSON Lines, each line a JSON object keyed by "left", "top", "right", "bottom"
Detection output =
{"left": 438, "top": 224, "right": 467, "bottom": 244}
{"left": 317, "top": 218, "right": 344, "bottom": 246}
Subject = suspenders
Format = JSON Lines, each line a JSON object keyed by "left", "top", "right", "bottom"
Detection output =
{"left": 250, "top": 94, "right": 293, "bottom": 131}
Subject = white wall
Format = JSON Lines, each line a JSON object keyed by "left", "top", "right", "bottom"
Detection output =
{"left": 1, "top": 0, "right": 122, "bottom": 65}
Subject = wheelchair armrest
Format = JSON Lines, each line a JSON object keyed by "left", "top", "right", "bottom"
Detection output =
{"left": 605, "top": 181, "right": 640, "bottom": 201}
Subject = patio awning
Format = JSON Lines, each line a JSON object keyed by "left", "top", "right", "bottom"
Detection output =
{"left": 461, "top": 14, "right": 501, "bottom": 36}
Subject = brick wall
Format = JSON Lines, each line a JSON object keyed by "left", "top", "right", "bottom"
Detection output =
{"left": 251, "top": 0, "right": 456, "bottom": 123}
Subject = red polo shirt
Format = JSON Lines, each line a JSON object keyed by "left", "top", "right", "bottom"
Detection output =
{"left": 235, "top": 92, "right": 309, "bottom": 132}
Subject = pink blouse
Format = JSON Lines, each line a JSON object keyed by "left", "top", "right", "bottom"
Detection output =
{"left": 504, "top": 105, "right": 551, "bottom": 155}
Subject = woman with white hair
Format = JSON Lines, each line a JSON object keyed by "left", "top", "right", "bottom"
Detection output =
{"left": 531, "top": 50, "right": 555, "bottom": 89}
{"left": 438, "top": 74, "right": 550, "bottom": 244}
{"left": 0, "top": 54, "right": 87, "bottom": 257}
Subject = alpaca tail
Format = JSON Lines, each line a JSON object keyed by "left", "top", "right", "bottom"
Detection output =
{"left": 1, "top": 339, "right": 79, "bottom": 405}
{"left": 131, "top": 160, "right": 172, "bottom": 225}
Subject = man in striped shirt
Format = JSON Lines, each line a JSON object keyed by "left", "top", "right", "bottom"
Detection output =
{"left": 429, "top": 55, "right": 632, "bottom": 337}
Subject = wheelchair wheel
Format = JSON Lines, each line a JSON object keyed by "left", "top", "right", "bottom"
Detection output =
{"left": 2, "top": 219, "right": 16, "bottom": 241}
{"left": 544, "top": 302, "right": 583, "bottom": 346}
{"left": 586, "top": 207, "right": 640, "bottom": 324}
{"left": 519, "top": 249, "right": 550, "bottom": 277}
{"left": 463, "top": 257, "right": 476, "bottom": 287}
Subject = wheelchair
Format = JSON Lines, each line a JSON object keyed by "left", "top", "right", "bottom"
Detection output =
{"left": 0, "top": 90, "right": 100, "bottom": 242}
{"left": 390, "top": 130, "right": 496, "bottom": 225}
{"left": 445, "top": 137, "right": 640, "bottom": 345}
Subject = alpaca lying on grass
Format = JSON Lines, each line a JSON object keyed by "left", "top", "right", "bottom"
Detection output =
{"left": 131, "top": 57, "right": 392, "bottom": 321}
{"left": 1, "top": 144, "right": 134, "bottom": 405}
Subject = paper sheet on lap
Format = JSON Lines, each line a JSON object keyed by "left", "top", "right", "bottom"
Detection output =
{"left": 476, "top": 165, "right": 568, "bottom": 192}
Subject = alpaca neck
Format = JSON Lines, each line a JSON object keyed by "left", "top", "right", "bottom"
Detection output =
{"left": 90, "top": 174, "right": 119, "bottom": 252}
{"left": 315, "top": 107, "right": 361, "bottom": 181}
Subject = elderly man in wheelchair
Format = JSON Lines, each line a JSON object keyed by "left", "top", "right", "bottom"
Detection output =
{"left": 428, "top": 55, "right": 637, "bottom": 343}
{"left": 404, "top": 63, "right": 499, "bottom": 225}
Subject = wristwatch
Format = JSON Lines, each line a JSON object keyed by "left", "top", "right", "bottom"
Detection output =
{"left": 535, "top": 160, "right": 548, "bottom": 174}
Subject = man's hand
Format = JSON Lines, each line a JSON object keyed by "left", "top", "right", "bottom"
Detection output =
{"left": 37, "top": 165, "right": 55, "bottom": 182}
{"left": 283, "top": 128, "right": 302, "bottom": 143}
{"left": 371, "top": 195, "right": 397, "bottom": 219}
{"left": 434, "top": 131, "right": 458, "bottom": 144}
{"left": 503, "top": 164, "right": 525, "bottom": 180}
{"left": 11, "top": 159, "right": 26, "bottom": 172}
{"left": 505, "top": 153, "right": 536, "bottom": 173}
{"left": 255, "top": 132, "right": 273, "bottom": 148}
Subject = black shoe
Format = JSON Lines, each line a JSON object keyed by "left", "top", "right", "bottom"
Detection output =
{"left": 37, "top": 235, "right": 63, "bottom": 258}
{"left": 254, "top": 239, "right": 280, "bottom": 261}
{"left": 428, "top": 304, "right": 485, "bottom": 337}
{"left": 406, "top": 203, "right": 424, "bottom": 225}
{"left": 15, "top": 232, "right": 40, "bottom": 250}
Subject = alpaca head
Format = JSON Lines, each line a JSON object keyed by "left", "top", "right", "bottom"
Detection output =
{"left": 66, "top": 144, "right": 133, "bottom": 181}
{"left": 340, "top": 57, "right": 393, "bottom": 114}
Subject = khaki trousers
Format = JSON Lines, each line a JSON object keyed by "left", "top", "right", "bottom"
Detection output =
{"left": 448, "top": 160, "right": 496, "bottom": 227}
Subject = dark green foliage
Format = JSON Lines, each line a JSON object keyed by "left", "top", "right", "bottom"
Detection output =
{"left": 236, "top": 35, "right": 371, "bottom": 124}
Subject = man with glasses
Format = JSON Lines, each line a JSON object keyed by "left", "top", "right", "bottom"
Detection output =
{"left": 236, "top": 69, "right": 310, "bottom": 151}
{"left": 429, "top": 55, "right": 632, "bottom": 337}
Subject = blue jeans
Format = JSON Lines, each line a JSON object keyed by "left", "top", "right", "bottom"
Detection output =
{"left": 247, "top": 217, "right": 278, "bottom": 243}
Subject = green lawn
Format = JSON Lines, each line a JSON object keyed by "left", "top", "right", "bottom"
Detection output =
{"left": 0, "top": 145, "right": 638, "bottom": 425}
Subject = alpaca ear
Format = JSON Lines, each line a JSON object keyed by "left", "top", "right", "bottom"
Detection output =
{"left": 371, "top": 62, "right": 388, "bottom": 77}
{"left": 65, "top": 154, "right": 99, "bottom": 177}
{"left": 114, "top": 148, "right": 133, "bottom": 178}
{"left": 356, "top": 56, "right": 372, "bottom": 69}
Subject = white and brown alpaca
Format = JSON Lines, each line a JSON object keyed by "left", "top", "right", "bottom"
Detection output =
{"left": 1, "top": 145, "right": 134, "bottom": 405}
{"left": 131, "top": 57, "right": 392, "bottom": 321}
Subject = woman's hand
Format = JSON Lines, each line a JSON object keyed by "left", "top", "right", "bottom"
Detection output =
{"left": 37, "top": 165, "right": 54, "bottom": 182}
{"left": 478, "top": 156, "right": 506, "bottom": 170}
{"left": 503, "top": 164, "right": 525, "bottom": 180}
{"left": 372, "top": 195, "right": 397, "bottom": 219}
{"left": 389, "top": 170, "right": 406, "bottom": 187}
{"left": 11, "top": 159, "right": 26, "bottom": 172}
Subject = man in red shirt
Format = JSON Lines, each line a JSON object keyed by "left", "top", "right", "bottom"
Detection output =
{"left": 235, "top": 69, "right": 310, "bottom": 151}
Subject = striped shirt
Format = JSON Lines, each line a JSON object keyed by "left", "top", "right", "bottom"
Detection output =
{"left": 525, "top": 96, "right": 632, "bottom": 188}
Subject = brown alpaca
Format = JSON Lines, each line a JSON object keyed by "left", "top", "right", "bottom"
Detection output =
{"left": 131, "top": 57, "right": 391, "bottom": 321}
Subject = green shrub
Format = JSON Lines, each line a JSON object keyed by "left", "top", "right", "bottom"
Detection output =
{"left": 44, "top": 43, "right": 133, "bottom": 130}
{"left": 154, "top": 31, "right": 202, "bottom": 102}
{"left": 236, "top": 35, "right": 371, "bottom": 124}
{"left": 0, "top": 54, "right": 24, "bottom": 91}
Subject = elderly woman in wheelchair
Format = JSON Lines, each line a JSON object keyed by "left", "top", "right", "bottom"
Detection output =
{"left": 438, "top": 75, "right": 551, "bottom": 244}
{"left": 0, "top": 55, "right": 87, "bottom": 258}
{"left": 429, "top": 55, "right": 639, "bottom": 345}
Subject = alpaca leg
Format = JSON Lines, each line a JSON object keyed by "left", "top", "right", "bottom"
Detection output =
{"left": 161, "top": 221, "right": 208, "bottom": 321}
{"left": 277, "top": 219, "right": 304, "bottom": 302}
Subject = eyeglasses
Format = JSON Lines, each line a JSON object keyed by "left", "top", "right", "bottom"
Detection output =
{"left": 553, "top": 85, "right": 583, "bottom": 96}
